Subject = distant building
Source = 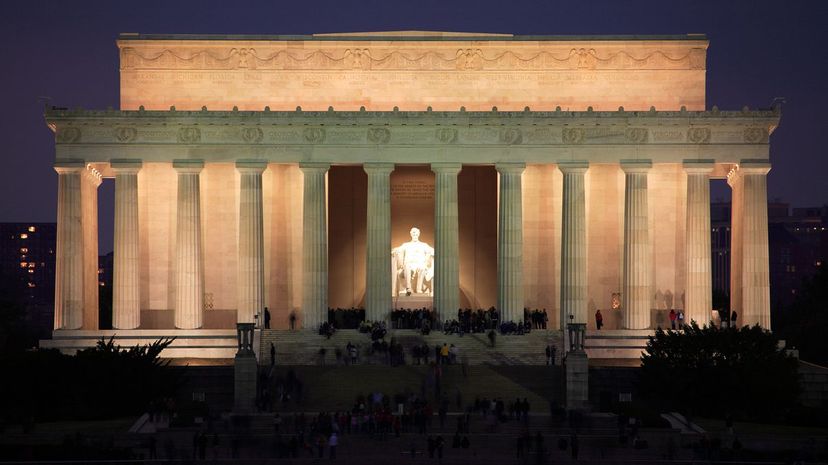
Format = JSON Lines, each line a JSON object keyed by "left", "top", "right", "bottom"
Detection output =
{"left": 0, "top": 223, "right": 57, "bottom": 336}
{"left": 710, "top": 202, "right": 828, "bottom": 311}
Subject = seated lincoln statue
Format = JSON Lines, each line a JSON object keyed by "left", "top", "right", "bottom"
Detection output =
{"left": 391, "top": 227, "right": 435, "bottom": 296}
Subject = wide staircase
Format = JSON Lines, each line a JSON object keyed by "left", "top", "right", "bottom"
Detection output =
{"left": 259, "top": 329, "right": 562, "bottom": 366}
{"left": 262, "top": 364, "right": 563, "bottom": 413}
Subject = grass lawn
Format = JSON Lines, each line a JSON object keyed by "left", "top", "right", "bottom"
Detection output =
{"left": 0, "top": 417, "right": 137, "bottom": 444}
{"left": 695, "top": 417, "right": 828, "bottom": 437}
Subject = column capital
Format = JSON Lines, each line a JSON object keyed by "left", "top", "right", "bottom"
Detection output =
{"left": 173, "top": 159, "right": 204, "bottom": 174}
{"left": 363, "top": 162, "right": 395, "bottom": 175}
{"left": 430, "top": 163, "right": 462, "bottom": 175}
{"left": 495, "top": 162, "right": 525, "bottom": 175}
{"left": 54, "top": 160, "right": 86, "bottom": 174}
{"left": 299, "top": 162, "right": 330, "bottom": 174}
{"left": 111, "top": 159, "right": 143, "bottom": 174}
{"left": 557, "top": 161, "right": 589, "bottom": 174}
{"left": 620, "top": 160, "right": 652, "bottom": 173}
{"left": 83, "top": 166, "right": 102, "bottom": 188}
{"left": 682, "top": 159, "right": 714, "bottom": 175}
{"left": 738, "top": 160, "right": 772, "bottom": 176}
{"left": 235, "top": 160, "right": 268, "bottom": 175}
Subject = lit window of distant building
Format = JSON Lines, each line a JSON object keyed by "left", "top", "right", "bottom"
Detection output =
{"left": 19, "top": 261, "right": 28, "bottom": 268}
{"left": 19, "top": 233, "right": 27, "bottom": 239}
{"left": 27, "top": 269, "right": 34, "bottom": 274}
{"left": 20, "top": 247, "right": 28, "bottom": 253}
{"left": 27, "top": 282, "right": 36, "bottom": 288}
{"left": 28, "top": 226, "right": 35, "bottom": 232}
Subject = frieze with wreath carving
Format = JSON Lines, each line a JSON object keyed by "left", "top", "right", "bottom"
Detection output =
{"left": 119, "top": 46, "right": 708, "bottom": 71}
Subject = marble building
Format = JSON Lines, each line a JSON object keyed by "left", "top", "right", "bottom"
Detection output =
{"left": 41, "top": 31, "right": 778, "bottom": 357}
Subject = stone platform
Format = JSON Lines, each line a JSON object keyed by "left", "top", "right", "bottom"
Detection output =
{"left": 39, "top": 329, "right": 239, "bottom": 358}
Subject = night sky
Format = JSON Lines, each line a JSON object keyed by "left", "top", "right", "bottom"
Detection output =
{"left": 1, "top": 0, "right": 826, "bottom": 253}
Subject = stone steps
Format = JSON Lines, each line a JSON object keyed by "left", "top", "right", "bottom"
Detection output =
{"left": 260, "top": 329, "right": 562, "bottom": 366}
{"left": 261, "top": 364, "right": 562, "bottom": 413}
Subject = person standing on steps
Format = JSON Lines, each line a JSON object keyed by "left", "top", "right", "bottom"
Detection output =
{"left": 264, "top": 307, "right": 271, "bottom": 329}
{"left": 595, "top": 310, "right": 604, "bottom": 330}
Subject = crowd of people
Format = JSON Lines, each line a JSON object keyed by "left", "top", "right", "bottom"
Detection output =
{"left": 390, "top": 308, "right": 436, "bottom": 331}
{"left": 327, "top": 308, "right": 366, "bottom": 329}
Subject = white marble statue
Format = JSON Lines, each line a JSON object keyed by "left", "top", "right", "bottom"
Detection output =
{"left": 391, "top": 227, "right": 434, "bottom": 296}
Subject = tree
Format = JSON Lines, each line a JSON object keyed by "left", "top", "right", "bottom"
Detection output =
{"left": 775, "top": 266, "right": 828, "bottom": 366}
{"left": 639, "top": 323, "right": 799, "bottom": 420}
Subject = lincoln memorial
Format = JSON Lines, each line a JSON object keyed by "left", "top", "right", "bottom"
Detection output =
{"left": 42, "top": 31, "right": 779, "bottom": 358}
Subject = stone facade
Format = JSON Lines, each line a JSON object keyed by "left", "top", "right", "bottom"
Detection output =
{"left": 43, "top": 32, "right": 779, "bottom": 355}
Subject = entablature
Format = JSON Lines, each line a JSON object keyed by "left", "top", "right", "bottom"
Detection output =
{"left": 45, "top": 108, "right": 779, "bottom": 165}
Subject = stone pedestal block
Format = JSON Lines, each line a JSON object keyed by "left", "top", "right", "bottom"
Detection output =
{"left": 234, "top": 353, "right": 258, "bottom": 413}
{"left": 565, "top": 350, "right": 589, "bottom": 410}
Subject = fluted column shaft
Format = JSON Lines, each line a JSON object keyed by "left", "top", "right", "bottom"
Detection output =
{"left": 54, "top": 163, "right": 85, "bottom": 330}
{"left": 728, "top": 162, "right": 771, "bottom": 328}
{"left": 364, "top": 163, "right": 393, "bottom": 322}
{"left": 174, "top": 160, "right": 204, "bottom": 329}
{"left": 237, "top": 161, "right": 267, "bottom": 325}
{"left": 559, "top": 162, "right": 589, "bottom": 328}
{"left": 300, "top": 163, "right": 330, "bottom": 329}
{"left": 112, "top": 160, "right": 142, "bottom": 329}
{"left": 497, "top": 163, "right": 525, "bottom": 323}
{"left": 684, "top": 161, "right": 713, "bottom": 326}
{"left": 432, "top": 163, "right": 462, "bottom": 320}
{"left": 621, "top": 161, "right": 652, "bottom": 329}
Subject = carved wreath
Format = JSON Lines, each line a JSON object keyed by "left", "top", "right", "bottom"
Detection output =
{"left": 241, "top": 127, "right": 264, "bottom": 144}
{"left": 435, "top": 128, "right": 458, "bottom": 144}
{"left": 303, "top": 127, "right": 326, "bottom": 144}
{"left": 114, "top": 127, "right": 137, "bottom": 143}
{"left": 499, "top": 128, "right": 523, "bottom": 145}
{"left": 367, "top": 127, "right": 390, "bottom": 144}
{"left": 56, "top": 127, "right": 81, "bottom": 144}
{"left": 562, "top": 128, "right": 585, "bottom": 144}
{"left": 743, "top": 127, "right": 768, "bottom": 143}
{"left": 624, "top": 128, "right": 648, "bottom": 144}
{"left": 177, "top": 127, "right": 201, "bottom": 144}
{"left": 687, "top": 127, "right": 711, "bottom": 144}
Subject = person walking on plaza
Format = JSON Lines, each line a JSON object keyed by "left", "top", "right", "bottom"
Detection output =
{"left": 270, "top": 342, "right": 276, "bottom": 366}
{"left": 595, "top": 310, "right": 604, "bottom": 330}
{"left": 669, "top": 309, "right": 677, "bottom": 330}
{"left": 328, "top": 432, "right": 338, "bottom": 459}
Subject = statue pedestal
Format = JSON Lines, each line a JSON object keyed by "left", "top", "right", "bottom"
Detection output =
{"left": 393, "top": 294, "right": 433, "bottom": 310}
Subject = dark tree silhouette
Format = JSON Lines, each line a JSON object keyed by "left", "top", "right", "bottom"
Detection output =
{"left": 639, "top": 323, "right": 799, "bottom": 420}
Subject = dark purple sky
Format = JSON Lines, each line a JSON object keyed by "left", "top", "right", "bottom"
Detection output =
{"left": 2, "top": 0, "right": 826, "bottom": 253}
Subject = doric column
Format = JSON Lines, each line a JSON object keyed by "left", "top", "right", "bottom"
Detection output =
{"left": 81, "top": 166, "right": 102, "bottom": 330}
{"left": 496, "top": 163, "right": 525, "bottom": 323}
{"left": 111, "top": 160, "right": 142, "bottom": 330}
{"left": 559, "top": 162, "right": 589, "bottom": 329}
{"left": 728, "top": 161, "right": 771, "bottom": 328}
{"left": 54, "top": 161, "right": 85, "bottom": 330}
{"left": 173, "top": 160, "right": 204, "bottom": 329}
{"left": 236, "top": 161, "right": 267, "bottom": 326}
{"left": 364, "top": 163, "right": 394, "bottom": 323}
{"left": 684, "top": 161, "right": 714, "bottom": 326}
{"left": 300, "top": 163, "right": 330, "bottom": 329}
{"left": 432, "top": 163, "right": 462, "bottom": 320}
{"left": 621, "top": 160, "right": 652, "bottom": 330}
